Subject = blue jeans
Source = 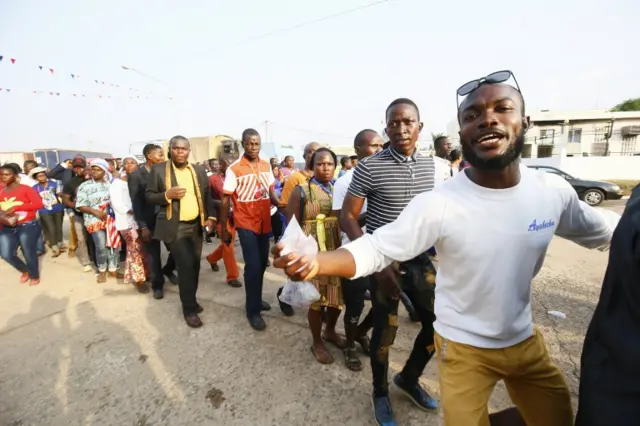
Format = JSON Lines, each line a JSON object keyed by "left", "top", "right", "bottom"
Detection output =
{"left": 237, "top": 228, "right": 270, "bottom": 317}
{"left": 0, "top": 220, "right": 42, "bottom": 279}
{"left": 37, "top": 229, "right": 45, "bottom": 254}
{"left": 90, "top": 230, "right": 119, "bottom": 272}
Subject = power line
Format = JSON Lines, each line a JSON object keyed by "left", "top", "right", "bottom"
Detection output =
{"left": 208, "top": 0, "right": 397, "bottom": 54}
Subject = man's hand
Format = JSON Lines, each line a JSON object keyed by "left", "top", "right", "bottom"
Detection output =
{"left": 140, "top": 227, "right": 152, "bottom": 242}
{"left": 205, "top": 219, "right": 216, "bottom": 236}
{"left": 271, "top": 242, "right": 319, "bottom": 281}
{"left": 221, "top": 226, "right": 232, "bottom": 246}
{"left": 93, "top": 209, "right": 107, "bottom": 220}
{"left": 3, "top": 207, "right": 15, "bottom": 215}
{"left": 373, "top": 265, "right": 402, "bottom": 301}
{"left": 166, "top": 186, "right": 186, "bottom": 200}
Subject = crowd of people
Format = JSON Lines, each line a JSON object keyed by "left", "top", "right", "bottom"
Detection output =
{"left": 1, "top": 69, "right": 637, "bottom": 426}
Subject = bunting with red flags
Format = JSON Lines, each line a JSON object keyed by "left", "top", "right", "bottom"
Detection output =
{"left": 0, "top": 54, "right": 158, "bottom": 95}
{"left": 0, "top": 87, "right": 170, "bottom": 100}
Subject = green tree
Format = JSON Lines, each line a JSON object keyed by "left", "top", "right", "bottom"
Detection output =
{"left": 610, "top": 98, "right": 640, "bottom": 112}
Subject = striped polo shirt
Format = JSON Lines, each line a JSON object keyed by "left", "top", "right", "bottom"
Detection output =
{"left": 348, "top": 147, "right": 436, "bottom": 233}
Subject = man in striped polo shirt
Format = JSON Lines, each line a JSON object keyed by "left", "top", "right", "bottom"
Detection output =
{"left": 342, "top": 98, "right": 441, "bottom": 425}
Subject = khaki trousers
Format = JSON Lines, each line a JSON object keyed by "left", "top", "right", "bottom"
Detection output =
{"left": 435, "top": 329, "right": 573, "bottom": 426}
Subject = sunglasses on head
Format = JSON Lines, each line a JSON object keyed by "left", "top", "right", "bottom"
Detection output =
{"left": 456, "top": 70, "right": 520, "bottom": 106}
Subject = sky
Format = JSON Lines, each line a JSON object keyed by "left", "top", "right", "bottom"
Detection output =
{"left": 0, "top": 0, "right": 639, "bottom": 159}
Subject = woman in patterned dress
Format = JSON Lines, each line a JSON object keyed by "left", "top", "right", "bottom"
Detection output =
{"left": 285, "top": 147, "right": 346, "bottom": 364}
{"left": 109, "top": 157, "right": 149, "bottom": 293}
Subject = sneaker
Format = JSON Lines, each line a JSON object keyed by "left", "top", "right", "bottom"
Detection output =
{"left": 153, "top": 289, "right": 164, "bottom": 300}
{"left": 371, "top": 395, "right": 397, "bottom": 426}
{"left": 83, "top": 265, "right": 93, "bottom": 273}
{"left": 393, "top": 373, "right": 438, "bottom": 412}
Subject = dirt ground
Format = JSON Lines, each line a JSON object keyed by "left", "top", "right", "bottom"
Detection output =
{"left": 0, "top": 201, "right": 625, "bottom": 426}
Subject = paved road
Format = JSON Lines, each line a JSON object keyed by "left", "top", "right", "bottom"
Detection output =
{"left": 0, "top": 204, "right": 622, "bottom": 425}
{"left": 601, "top": 199, "right": 626, "bottom": 215}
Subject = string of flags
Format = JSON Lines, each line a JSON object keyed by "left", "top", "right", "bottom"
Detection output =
{"left": 0, "top": 87, "right": 172, "bottom": 100}
{"left": 0, "top": 54, "right": 157, "bottom": 95}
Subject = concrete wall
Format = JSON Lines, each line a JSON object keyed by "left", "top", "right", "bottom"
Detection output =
{"left": 522, "top": 156, "right": 640, "bottom": 181}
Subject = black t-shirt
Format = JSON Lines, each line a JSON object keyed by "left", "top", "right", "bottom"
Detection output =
{"left": 62, "top": 175, "right": 85, "bottom": 214}
{"left": 581, "top": 185, "right": 640, "bottom": 388}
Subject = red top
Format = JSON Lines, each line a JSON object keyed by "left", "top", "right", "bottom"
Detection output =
{"left": 0, "top": 184, "right": 44, "bottom": 224}
{"left": 208, "top": 173, "right": 224, "bottom": 200}
{"left": 223, "top": 156, "right": 275, "bottom": 235}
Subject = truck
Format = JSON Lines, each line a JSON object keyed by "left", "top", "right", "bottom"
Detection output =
{"left": 32, "top": 150, "right": 113, "bottom": 169}
{"left": 162, "top": 135, "right": 242, "bottom": 164}
{"left": 0, "top": 152, "right": 36, "bottom": 166}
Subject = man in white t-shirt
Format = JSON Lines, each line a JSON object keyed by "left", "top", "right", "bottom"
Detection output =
{"left": 273, "top": 75, "right": 619, "bottom": 426}
{"left": 19, "top": 160, "right": 39, "bottom": 187}
{"left": 433, "top": 135, "right": 453, "bottom": 183}
{"left": 331, "top": 129, "right": 383, "bottom": 371}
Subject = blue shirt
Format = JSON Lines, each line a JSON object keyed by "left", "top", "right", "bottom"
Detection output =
{"left": 32, "top": 181, "right": 64, "bottom": 214}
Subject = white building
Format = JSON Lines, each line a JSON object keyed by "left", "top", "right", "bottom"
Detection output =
{"left": 446, "top": 109, "right": 640, "bottom": 158}
{"left": 524, "top": 109, "right": 640, "bottom": 158}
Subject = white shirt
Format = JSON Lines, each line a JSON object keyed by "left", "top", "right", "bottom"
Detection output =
{"left": 109, "top": 178, "right": 136, "bottom": 231}
{"left": 19, "top": 174, "right": 38, "bottom": 187}
{"left": 331, "top": 169, "right": 367, "bottom": 246}
{"left": 433, "top": 156, "right": 453, "bottom": 184}
{"left": 342, "top": 165, "right": 620, "bottom": 349}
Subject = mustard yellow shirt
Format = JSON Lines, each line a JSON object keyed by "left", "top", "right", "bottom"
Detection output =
{"left": 173, "top": 166, "right": 199, "bottom": 221}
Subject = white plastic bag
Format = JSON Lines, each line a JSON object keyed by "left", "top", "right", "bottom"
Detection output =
{"left": 278, "top": 217, "right": 320, "bottom": 308}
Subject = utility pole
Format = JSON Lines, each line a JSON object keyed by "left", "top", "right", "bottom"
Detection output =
{"left": 265, "top": 120, "right": 269, "bottom": 143}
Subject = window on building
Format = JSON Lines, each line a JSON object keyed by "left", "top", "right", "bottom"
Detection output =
{"left": 568, "top": 128, "right": 582, "bottom": 143}
{"left": 594, "top": 125, "right": 611, "bottom": 142}
{"left": 621, "top": 135, "right": 638, "bottom": 156}
{"left": 539, "top": 129, "right": 555, "bottom": 145}
{"left": 537, "top": 145, "right": 553, "bottom": 158}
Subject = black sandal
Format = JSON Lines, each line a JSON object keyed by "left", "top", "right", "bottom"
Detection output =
{"left": 343, "top": 347, "right": 362, "bottom": 371}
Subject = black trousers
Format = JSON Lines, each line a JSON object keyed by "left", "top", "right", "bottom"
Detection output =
{"left": 576, "top": 342, "right": 640, "bottom": 426}
{"left": 145, "top": 237, "right": 176, "bottom": 290}
{"left": 369, "top": 253, "right": 437, "bottom": 397}
{"left": 166, "top": 221, "right": 203, "bottom": 315}
{"left": 39, "top": 212, "right": 64, "bottom": 248}
{"left": 342, "top": 276, "right": 370, "bottom": 326}
{"left": 270, "top": 213, "right": 284, "bottom": 242}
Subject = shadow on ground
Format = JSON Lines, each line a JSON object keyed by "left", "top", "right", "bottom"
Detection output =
{"left": 0, "top": 233, "right": 610, "bottom": 425}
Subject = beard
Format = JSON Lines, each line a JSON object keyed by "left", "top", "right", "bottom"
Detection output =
{"left": 461, "top": 128, "right": 525, "bottom": 171}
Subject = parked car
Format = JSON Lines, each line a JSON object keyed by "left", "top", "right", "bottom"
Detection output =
{"left": 526, "top": 165, "right": 624, "bottom": 206}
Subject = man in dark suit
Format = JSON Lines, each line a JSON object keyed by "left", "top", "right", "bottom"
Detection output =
{"left": 146, "top": 136, "right": 216, "bottom": 328}
{"left": 129, "top": 143, "right": 179, "bottom": 300}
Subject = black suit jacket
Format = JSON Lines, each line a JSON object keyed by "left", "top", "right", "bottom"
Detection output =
{"left": 128, "top": 166, "right": 158, "bottom": 231}
{"left": 145, "top": 162, "right": 215, "bottom": 243}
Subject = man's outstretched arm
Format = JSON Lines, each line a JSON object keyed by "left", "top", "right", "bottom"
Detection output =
{"left": 273, "top": 191, "right": 446, "bottom": 281}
